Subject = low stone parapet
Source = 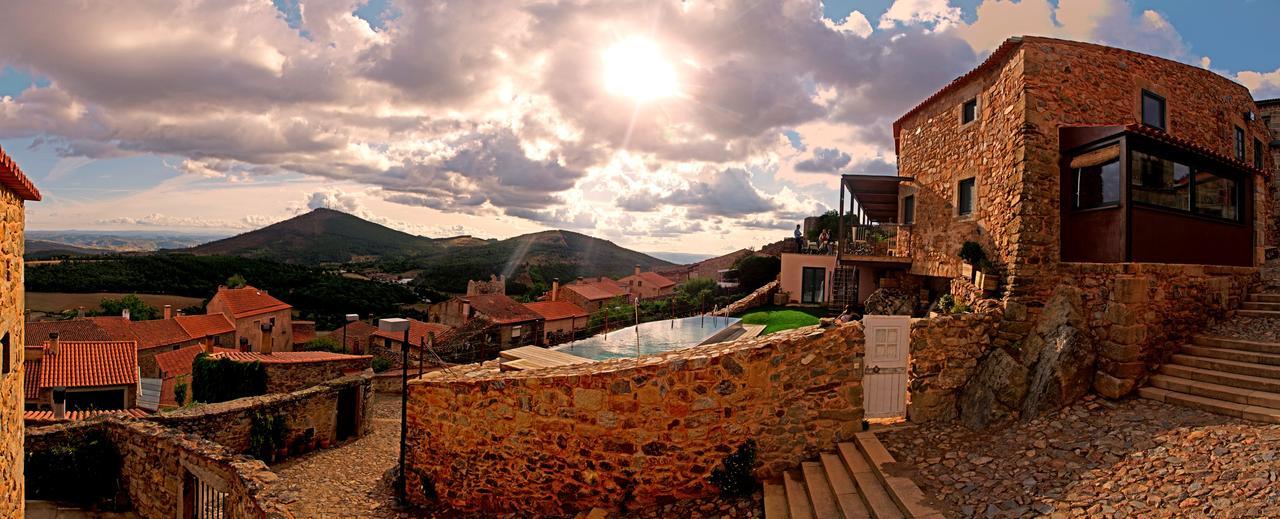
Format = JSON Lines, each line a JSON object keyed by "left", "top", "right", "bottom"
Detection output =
{"left": 404, "top": 322, "right": 866, "bottom": 516}
{"left": 713, "top": 280, "right": 779, "bottom": 316}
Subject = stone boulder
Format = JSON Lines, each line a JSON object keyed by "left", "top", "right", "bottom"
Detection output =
{"left": 1019, "top": 285, "right": 1096, "bottom": 418}
{"left": 863, "top": 288, "right": 915, "bottom": 316}
{"left": 958, "top": 349, "right": 1028, "bottom": 429}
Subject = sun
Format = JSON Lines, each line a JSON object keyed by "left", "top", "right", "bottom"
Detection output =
{"left": 602, "top": 37, "right": 678, "bottom": 102}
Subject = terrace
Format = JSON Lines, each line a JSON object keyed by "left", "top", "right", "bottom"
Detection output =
{"left": 836, "top": 174, "right": 914, "bottom": 265}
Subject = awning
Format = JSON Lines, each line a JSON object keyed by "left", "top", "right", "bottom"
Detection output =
{"left": 841, "top": 174, "right": 913, "bottom": 223}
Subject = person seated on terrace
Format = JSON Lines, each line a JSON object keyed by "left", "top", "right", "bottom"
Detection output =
{"left": 794, "top": 224, "right": 804, "bottom": 253}
{"left": 836, "top": 305, "right": 860, "bottom": 324}
{"left": 818, "top": 228, "right": 831, "bottom": 254}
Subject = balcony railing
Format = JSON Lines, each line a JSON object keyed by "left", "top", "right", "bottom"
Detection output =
{"left": 842, "top": 223, "right": 910, "bottom": 258}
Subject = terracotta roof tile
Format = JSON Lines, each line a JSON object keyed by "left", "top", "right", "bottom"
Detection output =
{"left": 214, "top": 285, "right": 292, "bottom": 318}
{"left": 371, "top": 319, "right": 453, "bottom": 348}
{"left": 1125, "top": 123, "right": 1271, "bottom": 178}
{"left": 154, "top": 345, "right": 237, "bottom": 378}
{"left": 208, "top": 351, "right": 373, "bottom": 365}
{"left": 291, "top": 321, "right": 317, "bottom": 344}
{"left": 38, "top": 340, "right": 139, "bottom": 389}
{"left": 23, "top": 319, "right": 113, "bottom": 347}
{"left": 122, "top": 319, "right": 193, "bottom": 350}
{"left": 563, "top": 281, "right": 627, "bottom": 302}
{"left": 24, "top": 408, "right": 150, "bottom": 423}
{"left": 623, "top": 271, "right": 676, "bottom": 289}
{"left": 24, "top": 358, "right": 40, "bottom": 400}
{"left": 459, "top": 294, "right": 543, "bottom": 324}
{"left": 523, "top": 301, "right": 589, "bottom": 321}
{"left": 335, "top": 320, "right": 378, "bottom": 351}
{"left": 0, "top": 144, "right": 41, "bottom": 201}
{"left": 174, "top": 314, "right": 235, "bottom": 338}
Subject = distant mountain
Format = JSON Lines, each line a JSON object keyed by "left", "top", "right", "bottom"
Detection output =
{"left": 183, "top": 208, "right": 442, "bottom": 263}
{"left": 24, "top": 239, "right": 111, "bottom": 259}
{"left": 646, "top": 251, "right": 715, "bottom": 264}
{"left": 26, "top": 230, "right": 225, "bottom": 252}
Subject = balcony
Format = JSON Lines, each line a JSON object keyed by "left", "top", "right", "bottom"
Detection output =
{"left": 843, "top": 223, "right": 911, "bottom": 260}
{"left": 837, "top": 174, "right": 913, "bottom": 266}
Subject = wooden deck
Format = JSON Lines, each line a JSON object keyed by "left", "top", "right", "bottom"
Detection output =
{"left": 499, "top": 346, "right": 595, "bottom": 371}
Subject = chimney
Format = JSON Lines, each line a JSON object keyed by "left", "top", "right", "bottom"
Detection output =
{"left": 202, "top": 340, "right": 214, "bottom": 354}
{"left": 122, "top": 308, "right": 131, "bottom": 321}
{"left": 462, "top": 301, "right": 471, "bottom": 323}
{"left": 551, "top": 278, "right": 560, "bottom": 302}
{"left": 52, "top": 388, "right": 66, "bottom": 420}
{"left": 48, "top": 332, "right": 60, "bottom": 356}
{"left": 164, "top": 304, "right": 172, "bottom": 320}
{"left": 76, "top": 306, "right": 86, "bottom": 318}
{"left": 635, "top": 265, "right": 641, "bottom": 277}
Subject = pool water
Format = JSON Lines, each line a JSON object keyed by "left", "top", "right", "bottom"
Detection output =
{"left": 553, "top": 315, "right": 741, "bottom": 361}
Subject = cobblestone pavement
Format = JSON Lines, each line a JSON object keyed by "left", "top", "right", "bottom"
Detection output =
{"left": 1207, "top": 316, "right": 1280, "bottom": 343}
{"left": 274, "top": 393, "right": 405, "bottom": 518}
{"left": 880, "top": 395, "right": 1280, "bottom": 518}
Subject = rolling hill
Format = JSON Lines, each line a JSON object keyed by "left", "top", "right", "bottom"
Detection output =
{"left": 24, "top": 239, "right": 111, "bottom": 259}
{"left": 183, "top": 208, "right": 441, "bottom": 263}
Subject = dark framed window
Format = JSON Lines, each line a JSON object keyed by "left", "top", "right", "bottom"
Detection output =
{"left": 1, "top": 332, "right": 8, "bottom": 376}
{"left": 1141, "top": 91, "right": 1166, "bottom": 130}
{"left": 961, "top": 98, "right": 978, "bottom": 124}
{"left": 1265, "top": 115, "right": 1272, "bottom": 132}
{"left": 1131, "top": 151, "right": 1190, "bottom": 211}
{"left": 1257, "top": 139, "right": 1266, "bottom": 169}
{"left": 1074, "top": 160, "right": 1121, "bottom": 209}
{"left": 801, "top": 267, "right": 826, "bottom": 304}
{"left": 1235, "top": 126, "right": 1246, "bottom": 161}
{"left": 902, "top": 195, "right": 916, "bottom": 225}
{"left": 1194, "top": 169, "right": 1240, "bottom": 221}
{"left": 957, "top": 177, "right": 976, "bottom": 216}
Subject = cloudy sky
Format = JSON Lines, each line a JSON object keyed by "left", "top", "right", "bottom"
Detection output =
{"left": 1, "top": 0, "right": 1278, "bottom": 256}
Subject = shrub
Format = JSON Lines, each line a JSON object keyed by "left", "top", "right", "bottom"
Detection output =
{"left": 709, "top": 440, "right": 759, "bottom": 498}
{"left": 372, "top": 357, "right": 393, "bottom": 373}
{"left": 248, "top": 411, "right": 287, "bottom": 460}
{"left": 25, "top": 428, "right": 124, "bottom": 508}
{"left": 192, "top": 353, "right": 267, "bottom": 403}
{"left": 734, "top": 255, "right": 781, "bottom": 292}
{"left": 95, "top": 294, "right": 159, "bottom": 320}
{"left": 301, "top": 335, "right": 345, "bottom": 353}
{"left": 173, "top": 382, "right": 187, "bottom": 406}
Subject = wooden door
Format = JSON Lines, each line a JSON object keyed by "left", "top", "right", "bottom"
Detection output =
{"left": 862, "top": 315, "right": 909, "bottom": 419}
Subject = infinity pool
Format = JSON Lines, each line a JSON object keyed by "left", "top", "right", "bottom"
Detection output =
{"left": 552, "top": 315, "right": 740, "bottom": 361}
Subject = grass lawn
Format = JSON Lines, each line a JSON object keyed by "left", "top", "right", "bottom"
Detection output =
{"left": 738, "top": 306, "right": 824, "bottom": 334}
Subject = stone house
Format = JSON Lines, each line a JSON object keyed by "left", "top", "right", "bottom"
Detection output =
{"left": 557, "top": 277, "right": 629, "bottom": 314}
{"left": 154, "top": 344, "right": 238, "bottom": 408}
{"left": 369, "top": 317, "right": 453, "bottom": 357}
{"left": 1, "top": 145, "right": 39, "bottom": 516}
{"left": 522, "top": 300, "right": 589, "bottom": 344}
{"left": 1260, "top": 98, "right": 1280, "bottom": 246}
{"left": 24, "top": 339, "right": 140, "bottom": 413}
{"left": 206, "top": 285, "right": 295, "bottom": 353}
{"left": 431, "top": 294, "right": 544, "bottom": 347}
{"left": 617, "top": 266, "right": 677, "bottom": 300}
{"left": 26, "top": 312, "right": 237, "bottom": 379}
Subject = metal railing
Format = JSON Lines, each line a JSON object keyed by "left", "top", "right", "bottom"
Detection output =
{"left": 843, "top": 224, "right": 910, "bottom": 258}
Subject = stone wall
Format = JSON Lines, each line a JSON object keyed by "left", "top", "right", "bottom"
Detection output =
{"left": 906, "top": 308, "right": 1001, "bottom": 423}
{"left": 149, "top": 373, "right": 372, "bottom": 457}
{"left": 26, "top": 419, "right": 293, "bottom": 518}
{"left": 263, "top": 356, "right": 371, "bottom": 393}
{"left": 0, "top": 186, "right": 24, "bottom": 516}
{"left": 404, "top": 323, "right": 866, "bottom": 516}
{"left": 1261, "top": 101, "right": 1280, "bottom": 247}
{"left": 712, "top": 280, "right": 779, "bottom": 316}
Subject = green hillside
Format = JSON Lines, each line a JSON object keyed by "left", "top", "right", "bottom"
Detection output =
{"left": 184, "top": 208, "right": 441, "bottom": 263}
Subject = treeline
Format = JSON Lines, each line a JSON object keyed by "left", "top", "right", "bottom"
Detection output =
{"left": 26, "top": 254, "right": 419, "bottom": 329}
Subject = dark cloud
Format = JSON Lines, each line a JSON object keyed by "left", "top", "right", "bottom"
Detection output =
{"left": 795, "top": 147, "right": 852, "bottom": 172}
{"left": 661, "top": 168, "right": 777, "bottom": 218}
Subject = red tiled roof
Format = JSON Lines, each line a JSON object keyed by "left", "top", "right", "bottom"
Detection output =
{"left": 213, "top": 285, "right": 292, "bottom": 318}
{"left": 24, "top": 319, "right": 113, "bottom": 347}
{"left": 460, "top": 294, "right": 543, "bottom": 324}
{"left": 0, "top": 144, "right": 41, "bottom": 201}
{"left": 1124, "top": 123, "right": 1271, "bottom": 178}
{"left": 154, "top": 345, "right": 237, "bottom": 378}
{"left": 371, "top": 319, "right": 453, "bottom": 348}
{"left": 24, "top": 358, "right": 41, "bottom": 400}
{"left": 292, "top": 321, "right": 317, "bottom": 344}
{"left": 174, "top": 314, "right": 235, "bottom": 338}
{"left": 563, "top": 280, "right": 627, "bottom": 302}
{"left": 38, "top": 341, "right": 139, "bottom": 389}
{"left": 24, "top": 408, "right": 150, "bottom": 423}
{"left": 623, "top": 271, "right": 677, "bottom": 289}
{"left": 335, "top": 320, "right": 378, "bottom": 350}
{"left": 208, "top": 351, "right": 373, "bottom": 365}
{"left": 523, "top": 301, "right": 589, "bottom": 321}
{"left": 122, "top": 318, "right": 193, "bottom": 350}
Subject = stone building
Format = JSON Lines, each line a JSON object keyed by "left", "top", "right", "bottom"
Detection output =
{"left": 431, "top": 293, "right": 543, "bottom": 347}
{"left": 206, "top": 285, "right": 295, "bottom": 353}
{"left": 1260, "top": 98, "right": 1280, "bottom": 246}
{"left": 465, "top": 274, "right": 506, "bottom": 296}
{"left": 617, "top": 266, "right": 677, "bottom": 300}
{"left": 24, "top": 339, "right": 140, "bottom": 412}
{"left": 0, "top": 144, "right": 40, "bottom": 516}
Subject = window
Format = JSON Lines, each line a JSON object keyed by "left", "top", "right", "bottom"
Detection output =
{"left": 1141, "top": 91, "right": 1166, "bottom": 130}
{"left": 1256, "top": 138, "right": 1265, "bottom": 170}
{"left": 801, "top": 267, "right": 825, "bottom": 304}
{"left": 1194, "top": 169, "right": 1240, "bottom": 221}
{"left": 1235, "top": 126, "right": 1246, "bottom": 161}
{"left": 511, "top": 325, "right": 522, "bottom": 338}
{"left": 1131, "top": 151, "right": 1190, "bottom": 211}
{"left": 961, "top": 98, "right": 978, "bottom": 124}
{"left": 957, "top": 177, "right": 976, "bottom": 216}
{"left": 902, "top": 195, "right": 916, "bottom": 225}
{"left": 1, "top": 332, "right": 9, "bottom": 376}
{"left": 1074, "top": 160, "right": 1121, "bottom": 209}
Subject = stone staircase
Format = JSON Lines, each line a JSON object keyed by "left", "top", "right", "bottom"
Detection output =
{"left": 763, "top": 432, "right": 943, "bottom": 519}
{"left": 1140, "top": 291, "right": 1280, "bottom": 423}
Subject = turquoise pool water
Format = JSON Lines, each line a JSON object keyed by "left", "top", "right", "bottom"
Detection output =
{"left": 552, "top": 315, "right": 741, "bottom": 360}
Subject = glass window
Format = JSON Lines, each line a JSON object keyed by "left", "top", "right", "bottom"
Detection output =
{"left": 801, "top": 267, "right": 825, "bottom": 304}
{"left": 902, "top": 195, "right": 915, "bottom": 225}
{"left": 1075, "top": 160, "right": 1121, "bottom": 209}
{"left": 962, "top": 99, "right": 978, "bottom": 124}
{"left": 1142, "top": 91, "right": 1165, "bottom": 130}
{"left": 1131, "top": 151, "right": 1190, "bottom": 211}
{"left": 957, "top": 178, "right": 976, "bottom": 216}
{"left": 1194, "top": 169, "right": 1240, "bottom": 221}
{"left": 1235, "top": 126, "right": 1246, "bottom": 161}
{"left": 1256, "top": 139, "right": 1265, "bottom": 169}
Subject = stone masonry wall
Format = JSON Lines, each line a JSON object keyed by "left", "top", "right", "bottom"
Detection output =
{"left": 404, "top": 323, "right": 866, "bottom": 516}
{"left": 906, "top": 308, "right": 1001, "bottom": 423}
{"left": 26, "top": 419, "right": 292, "bottom": 518}
{"left": 1261, "top": 101, "right": 1280, "bottom": 248}
{"left": 0, "top": 187, "right": 23, "bottom": 517}
{"left": 712, "top": 280, "right": 779, "bottom": 316}
{"left": 148, "top": 373, "right": 372, "bottom": 457}
{"left": 263, "top": 356, "right": 371, "bottom": 393}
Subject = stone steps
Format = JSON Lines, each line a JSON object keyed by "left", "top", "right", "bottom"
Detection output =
{"left": 1139, "top": 386, "right": 1280, "bottom": 423}
{"left": 1170, "top": 354, "right": 1280, "bottom": 379}
{"left": 1247, "top": 293, "right": 1280, "bottom": 303}
{"left": 1181, "top": 345, "right": 1280, "bottom": 366}
{"left": 1143, "top": 322, "right": 1280, "bottom": 423}
{"left": 1192, "top": 335, "right": 1280, "bottom": 354}
{"left": 763, "top": 433, "right": 942, "bottom": 519}
{"left": 1236, "top": 309, "right": 1280, "bottom": 318}
{"left": 1159, "top": 363, "right": 1280, "bottom": 393}
{"left": 1242, "top": 301, "right": 1280, "bottom": 311}
{"left": 1148, "top": 374, "right": 1280, "bottom": 408}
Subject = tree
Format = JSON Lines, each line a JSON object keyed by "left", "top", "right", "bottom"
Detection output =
{"left": 97, "top": 294, "right": 159, "bottom": 320}
{"left": 733, "top": 255, "right": 781, "bottom": 292}
{"left": 678, "top": 277, "right": 719, "bottom": 310}
{"left": 300, "top": 335, "right": 345, "bottom": 353}
{"left": 226, "top": 274, "right": 247, "bottom": 288}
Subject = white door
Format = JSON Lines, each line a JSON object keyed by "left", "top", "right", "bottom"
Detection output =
{"left": 862, "top": 315, "right": 909, "bottom": 419}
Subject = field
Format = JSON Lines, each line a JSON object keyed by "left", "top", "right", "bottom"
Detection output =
{"left": 738, "top": 306, "right": 825, "bottom": 334}
{"left": 26, "top": 292, "right": 205, "bottom": 318}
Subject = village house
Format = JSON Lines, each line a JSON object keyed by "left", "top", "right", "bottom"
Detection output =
{"left": 369, "top": 317, "right": 453, "bottom": 357}
{"left": 1, "top": 146, "right": 39, "bottom": 516}
{"left": 431, "top": 293, "right": 543, "bottom": 347}
{"left": 206, "top": 284, "right": 295, "bottom": 353}
{"left": 617, "top": 266, "right": 677, "bottom": 300}
{"left": 556, "top": 276, "right": 629, "bottom": 314}
{"left": 23, "top": 338, "right": 140, "bottom": 414}
{"left": 153, "top": 343, "right": 237, "bottom": 408}
{"left": 522, "top": 300, "right": 589, "bottom": 345}
{"left": 25, "top": 309, "right": 237, "bottom": 379}
{"left": 333, "top": 319, "right": 378, "bottom": 354}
